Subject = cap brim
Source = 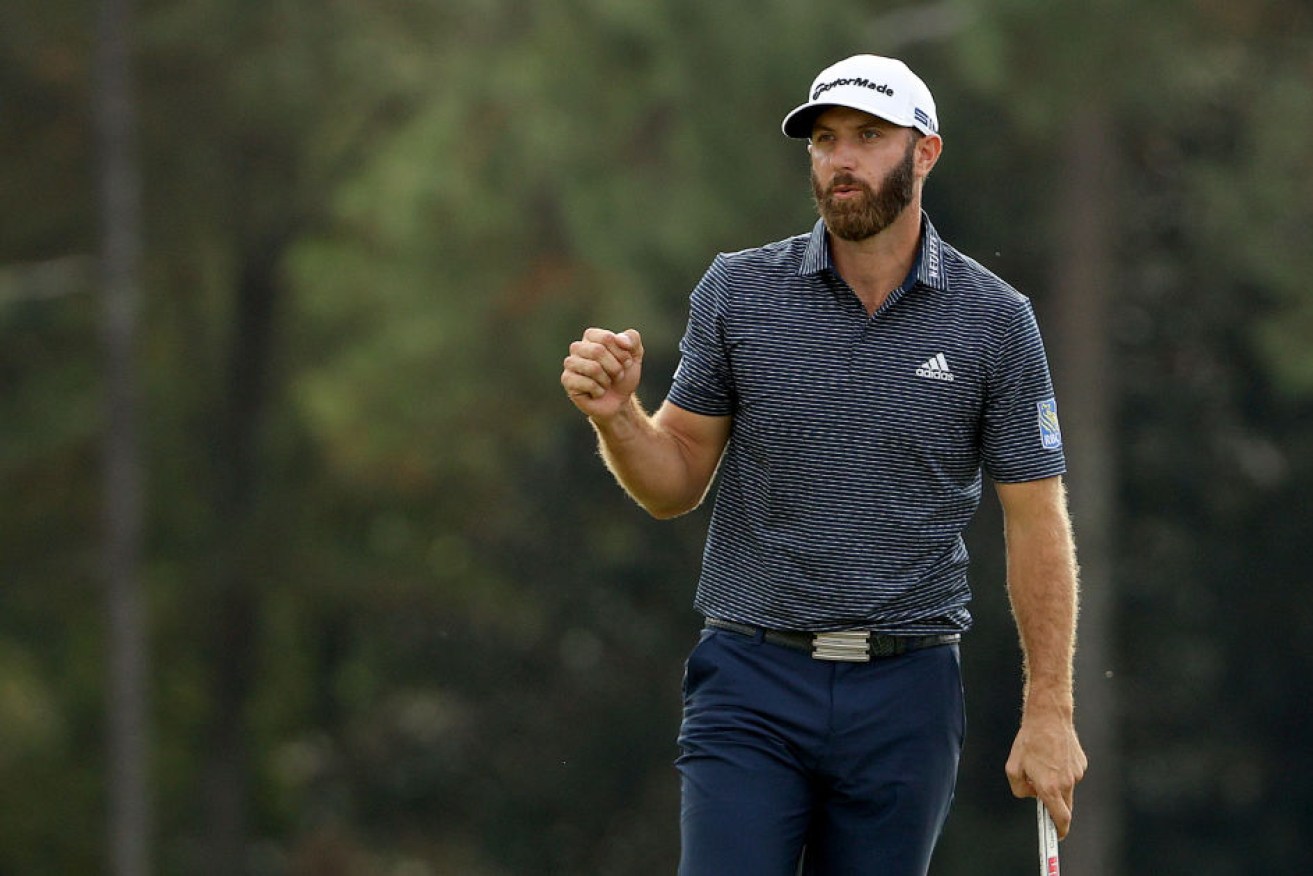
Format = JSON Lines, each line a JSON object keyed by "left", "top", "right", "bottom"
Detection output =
{"left": 781, "top": 102, "right": 830, "bottom": 139}
{"left": 781, "top": 101, "right": 928, "bottom": 139}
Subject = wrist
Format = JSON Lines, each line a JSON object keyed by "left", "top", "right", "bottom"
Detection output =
{"left": 1023, "top": 683, "right": 1074, "bottom": 719}
{"left": 589, "top": 395, "right": 643, "bottom": 438}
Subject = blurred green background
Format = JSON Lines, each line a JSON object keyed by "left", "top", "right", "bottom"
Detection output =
{"left": 3, "top": 0, "right": 1311, "bottom": 873}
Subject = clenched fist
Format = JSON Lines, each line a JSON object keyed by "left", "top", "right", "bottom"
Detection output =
{"left": 561, "top": 328, "right": 645, "bottom": 421}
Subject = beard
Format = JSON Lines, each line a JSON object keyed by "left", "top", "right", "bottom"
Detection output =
{"left": 811, "top": 138, "right": 917, "bottom": 242}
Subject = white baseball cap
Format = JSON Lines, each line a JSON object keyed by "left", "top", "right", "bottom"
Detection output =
{"left": 781, "top": 54, "right": 939, "bottom": 139}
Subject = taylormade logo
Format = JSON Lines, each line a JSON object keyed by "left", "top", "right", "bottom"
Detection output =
{"left": 813, "top": 77, "right": 894, "bottom": 101}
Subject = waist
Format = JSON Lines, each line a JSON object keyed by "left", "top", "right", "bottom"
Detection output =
{"left": 705, "top": 617, "right": 960, "bottom": 662}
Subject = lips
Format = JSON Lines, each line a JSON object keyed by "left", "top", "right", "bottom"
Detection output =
{"left": 829, "top": 183, "right": 867, "bottom": 201}
{"left": 828, "top": 175, "right": 868, "bottom": 199}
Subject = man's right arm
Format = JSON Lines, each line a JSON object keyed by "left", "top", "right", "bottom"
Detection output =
{"left": 561, "top": 328, "right": 731, "bottom": 519}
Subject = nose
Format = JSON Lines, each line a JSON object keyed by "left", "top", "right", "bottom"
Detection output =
{"left": 821, "top": 135, "right": 859, "bottom": 170}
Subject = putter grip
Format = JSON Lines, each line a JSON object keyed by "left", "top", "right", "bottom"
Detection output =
{"left": 1037, "top": 801, "right": 1060, "bottom": 876}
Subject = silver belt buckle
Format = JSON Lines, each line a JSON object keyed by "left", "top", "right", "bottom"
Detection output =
{"left": 812, "top": 630, "right": 871, "bottom": 662}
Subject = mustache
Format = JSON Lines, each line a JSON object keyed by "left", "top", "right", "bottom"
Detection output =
{"left": 824, "top": 173, "right": 872, "bottom": 197}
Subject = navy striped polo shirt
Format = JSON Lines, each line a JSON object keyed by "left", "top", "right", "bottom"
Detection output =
{"left": 666, "top": 215, "right": 1066, "bottom": 634}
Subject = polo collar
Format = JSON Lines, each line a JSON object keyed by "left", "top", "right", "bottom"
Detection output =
{"left": 798, "top": 212, "right": 950, "bottom": 293}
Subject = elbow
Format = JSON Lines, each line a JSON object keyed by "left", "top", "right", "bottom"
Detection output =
{"left": 641, "top": 495, "right": 702, "bottom": 520}
{"left": 627, "top": 466, "right": 717, "bottom": 520}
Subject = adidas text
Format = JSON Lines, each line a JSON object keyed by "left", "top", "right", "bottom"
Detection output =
{"left": 916, "top": 353, "right": 955, "bottom": 382}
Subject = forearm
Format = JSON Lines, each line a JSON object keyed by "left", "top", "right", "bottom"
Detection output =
{"left": 562, "top": 328, "right": 729, "bottom": 518}
{"left": 997, "top": 477, "right": 1087, "bottom": 833}
{"left": 592, "top": 396, "right": 714, "bottom": 519}
{"left": 1004, "top": 483, "right": 1079, "bottom": 715}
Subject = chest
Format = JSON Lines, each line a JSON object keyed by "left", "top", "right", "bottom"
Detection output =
{"left": 723, "top": 288, "right": 989, "bottom": 456}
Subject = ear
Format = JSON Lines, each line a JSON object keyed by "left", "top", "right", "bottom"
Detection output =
{"left": 915, "top": 134, "right": 943, "bottom": 177}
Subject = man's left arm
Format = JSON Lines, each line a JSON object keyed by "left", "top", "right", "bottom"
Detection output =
{"left": 996, "top": 475, "right": 1088, "bottom": 838}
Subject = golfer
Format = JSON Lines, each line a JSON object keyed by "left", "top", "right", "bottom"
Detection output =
{"left": 560, "top": 54, "right": 1086, "bottom": 875}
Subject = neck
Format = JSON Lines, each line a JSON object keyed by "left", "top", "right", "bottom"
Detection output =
{"left": 828, "top": 202, "right": 923, "bottom": 314}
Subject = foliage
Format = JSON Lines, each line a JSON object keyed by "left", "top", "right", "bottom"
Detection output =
{"left": 2, "top": 0, "right": 1312, "bottom": 873}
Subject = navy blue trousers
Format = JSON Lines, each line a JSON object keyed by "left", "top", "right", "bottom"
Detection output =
{"left": 676, "top": 626, "right": 964, "bottom": 876}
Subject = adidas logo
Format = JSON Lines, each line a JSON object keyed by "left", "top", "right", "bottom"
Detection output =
{"left": 915, "top": 353, "right": 955, "bottom": 382}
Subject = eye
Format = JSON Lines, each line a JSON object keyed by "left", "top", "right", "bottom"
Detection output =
{"left": 860, "top": 128, "right": 881, "bottom": 143}
{"left": 810, "top": 131, "right": 836, "bottom": 146}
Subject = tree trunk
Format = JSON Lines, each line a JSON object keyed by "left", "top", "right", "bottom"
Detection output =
{"left": 95, "top": 0, "right": 150, "bottom": 872}
{"left": 203, "top": 235, "right": 286, "bottom": 876}
{"left": 1048, "top": 104, "right": 1123, "bottom": 872}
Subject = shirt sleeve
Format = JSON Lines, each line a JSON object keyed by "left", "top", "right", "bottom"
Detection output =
{"left": 665, "top": 254, "right": 736, "bottom": 416}
{"left": 981, "top": 299, "right": 1067, "bottom": 483}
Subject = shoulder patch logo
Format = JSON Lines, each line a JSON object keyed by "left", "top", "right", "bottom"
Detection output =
{"left": 1037, "top": 399, "right": 1062, "bottom": 450}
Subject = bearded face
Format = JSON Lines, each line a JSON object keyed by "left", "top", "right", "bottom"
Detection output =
{"left": 811, "top": 135, "right": 918, "bottom": 242}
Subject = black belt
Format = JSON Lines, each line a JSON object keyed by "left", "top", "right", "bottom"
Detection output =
{"left": 705, "top": 618, "right": 960, "bottom": 662}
